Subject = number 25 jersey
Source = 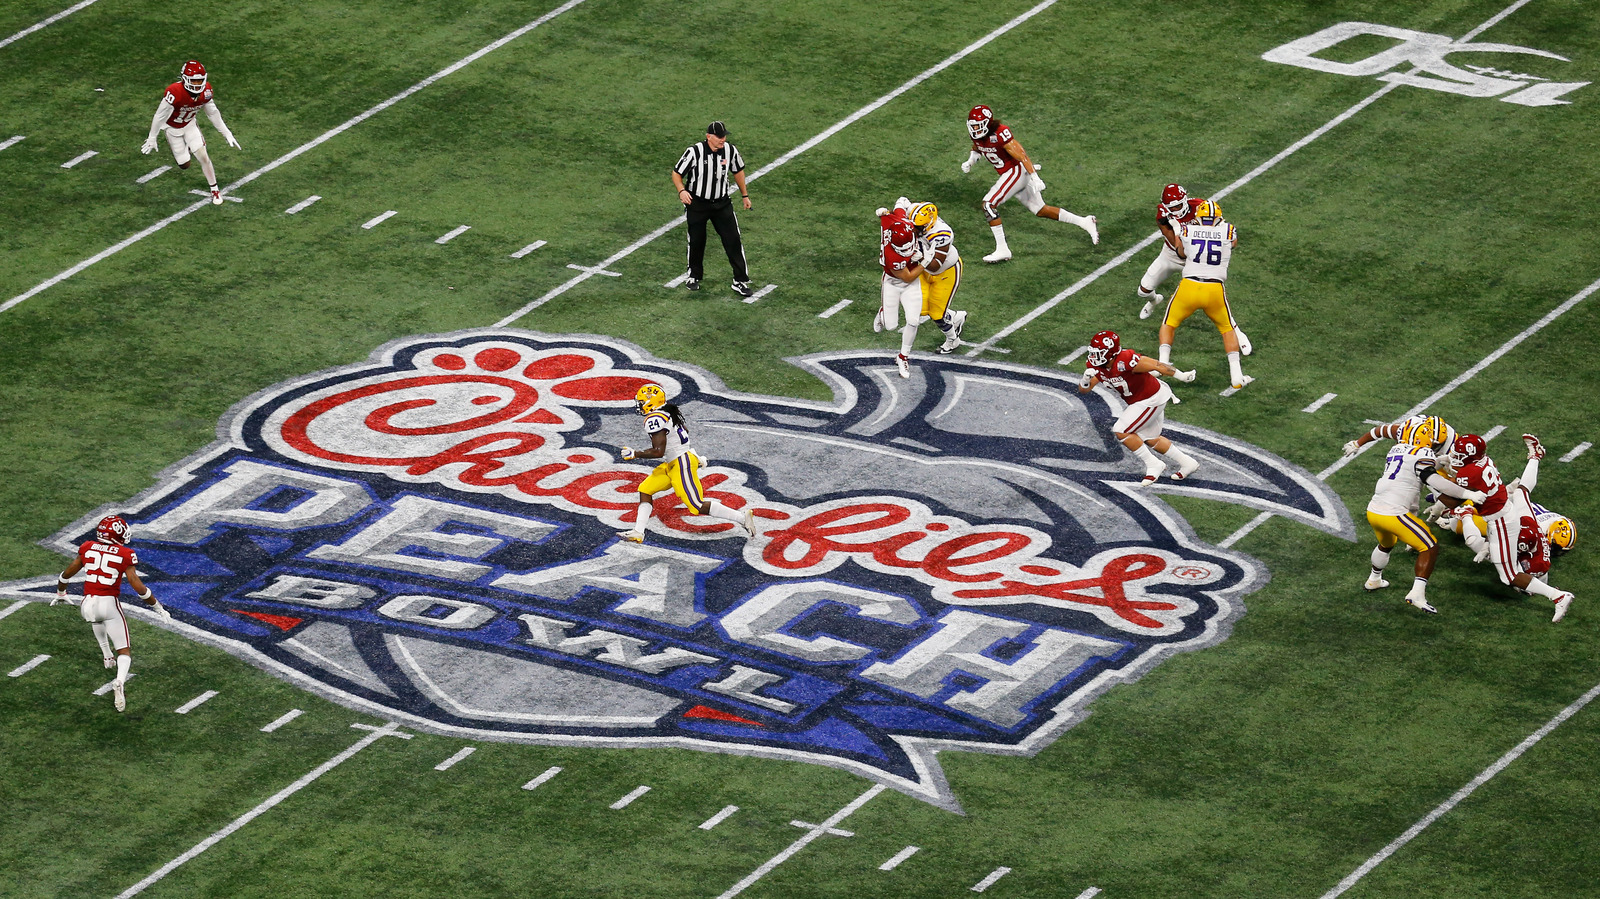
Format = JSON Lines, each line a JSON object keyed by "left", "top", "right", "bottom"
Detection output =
{"left": 76, "top": 539, "right": 138, "bottom": 597}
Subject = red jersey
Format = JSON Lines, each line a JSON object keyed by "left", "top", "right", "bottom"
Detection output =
{"left": 1454, "top": 459, "right": 1508, "bottom": 517}
{"left": 1158, "top": 196, "right": 1204, "bottom": 228}
{"left": 1089, "top": 349, "right": 1161, "bottom": 402}
{"left": 164, "top": 82, "right": 214, "bottom": 129}
{"left": 971, "top": 122, "right": 1019, "bottom": 174}
{"left": 1517, "top": 516, "right": 1552, "bottom": 577}
{"left": 880, "top": 211, "right": 916, "bottom": 279}
{"left": 76, "top": 539, "right": 139, "bottom": 597}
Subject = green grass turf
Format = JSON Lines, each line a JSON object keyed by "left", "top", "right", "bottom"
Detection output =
{"left": 2, "top": 0, "right": 1599, "bottom": 896}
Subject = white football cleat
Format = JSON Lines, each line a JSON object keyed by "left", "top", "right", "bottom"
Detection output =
{"left": 1364, "top": 576, "right": 1389, "bottom": 591}
{"left": 982, "top": 248, "right": 1012, "bottom": 264}
{"left": 743, "top": 506, "right": 758, "bottom": 538}
{"left": 1082, "top": 215, "right": 1099, "bottom": 245}
{"left": 618, "top": 530, "right": 645, "bottom": 544}
{"left": 938, "top": 310, "right": 968, "bottom": 354}
{"left": 1170, "top": 456, "right": 1200, "bottom": 481}
{"left": 1232, "top": 375, "right": 1255, "bottom": 390}
{"left": 112, "top": 680, "right": 126, "bottom": 712}
{"left": 1406, "top": 593, "right": 1439, "bottom": 614}
{"left": 1235, "top": 328, "right": 1253, "bottom": 356}
{"left": 1524, "top": 433, "right": 1545, "bottom": 460}
{"left": 1552, "top": 592, "right": 1573, "bottom": 622}
{"left": 895, "top": 353, "right": 911, "bottom": 379}
{"left": 210, "top": 188, "right": 223, "bottom": 206}
{"left": 1139, "top": 294, "right": 1161, "bottom": 320}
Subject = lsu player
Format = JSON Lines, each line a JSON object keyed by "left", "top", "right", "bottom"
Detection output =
{"left": 1436, "top": 434, "right": 1576, "bottom": 565}
{"left": 959, "top": 105, "right": 1098, "bottom": 263}
{"left": 1079, "top": 330, "right": 1200, "bottom": 485}
{"left": 1157, "top": 200, "right": 1251, "bottom": 390}
{"left": 1343, "top": 414, "right": 1459, "bottom": 460}
{"left": 618, "top": 384, "right": 759, "bottom": 543}
{"left": 1348, "top": 417, "right": 1487, "bottom": 613}
{"left": 1438, "top": 434, "right": 1575, "bottom": 621}
{"left": 53, "top": 515, "right": 170, "bottom": 712}
{"left": 896, "top": 199, "right": 969, "bottom": 354}
{"left": 874, "top": 206, "right": 929, "bottom": 378}
{"left": 1136, "top": 184, "right": 1252, "bottom": 354}
{"left": 142, "top": 60, "right": 241, "bottom": 205}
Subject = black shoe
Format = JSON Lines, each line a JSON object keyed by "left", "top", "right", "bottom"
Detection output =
{"left": 685, "top": 278, "right": 701, "bottom": 291}
{"left": 732, "top": 281, "right": 754, "bottom": 298}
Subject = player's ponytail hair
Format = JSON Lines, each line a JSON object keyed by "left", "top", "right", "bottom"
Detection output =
{"left": 662, "top": 403, "right": 687, "bottom": 429}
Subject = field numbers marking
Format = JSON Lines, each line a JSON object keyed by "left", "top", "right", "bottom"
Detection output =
{"left": 0, "top": 136, "right": 24, "bottom": 150}
{"left": 566, "top": 263, "right": 621, "bottom": 277}
{"left": 511, "top": 240, "right": 546, "bottom": 258}
{"left": 879, "top": 845, "right": 920, "bottom": 871}
{"left": 1482, "top": 425, "right": 1505, "bottom": 441}
{"left": 116, "top": 722, "right": 412, "bottom": 898}
{"left": 8, "top": 654, "right": 49, "bottom": 677}
{"left": 361, "top": 210, "right": 398, "bottom": 230}
{"left": 434, "top": 747, "right": 476, "bottom": 771}
{"left": 716, "top": 784, "right": 885, "bottom": 899}
{"left": 0, "top": 600, "right": 28, "bottom": 621}
{"left": 497, "top": 0, "right": 1070, "bottom": 326}
{"left": 0, "top": 0, "right": 103, "bottom": 50}
{"left": 1560, "top": 441, "right": 1591, "bottom": 463}
{"left": 93, "top": 673, "right": 133, "bottom": 695}
{"left": 971, "top": 866, "right": 1012, "bottom": 892}
{"left": 610, "top": 785, "right": 651, "bottom": 809}
{"left": 435, "top": 226, "right": 471, "bottom": 244}
{"left": 699, "top": 805, "right": 740, "bottom": 830}
{"left": 522, "top": 766, "right": 562, "bottom": 790}
{"left": 136, "top": 166, "right": 170, "bottom": 183}
{"left": 1321, "top": 677, "right": 1600, "bottom": 898}
{"left": 818, "top": 299, "right": 852, "bottom": 318}
{"left": 61, "top": 150, "right": 97, "bottom": 169}
{"left": 189, "top": 189, "right": 243, "bottom": 203}
{"left": 285, "top": 195, "right": 322, "bottom": 214}
{"left": 1303, "top": 392, "right": 1338, "bottom": 413}
{"left": 3, "top": 0, "right": 595, "bottom": 317}
{"left": 260, "top": 709, "right": 303, "bottom": 732}
{"left": 175, "top": 690, "right": 218, "bottom": 714}
{"left": 743, "top": 284, "right": 777, "bottom": 304}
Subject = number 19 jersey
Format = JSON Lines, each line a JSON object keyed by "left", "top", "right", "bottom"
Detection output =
{"left": 1368, "top": 444, "right": 1436, "bottom": 516}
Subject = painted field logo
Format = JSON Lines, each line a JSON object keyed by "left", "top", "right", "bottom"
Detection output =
{"left": 8, "top": 331, "right": 1352, "bottom": 809}
{"left": 1264, "top": 21, "right": 1589, "bottom": 107}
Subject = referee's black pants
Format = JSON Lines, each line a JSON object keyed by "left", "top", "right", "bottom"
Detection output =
{"left": 684, "top": 197, "right": 749, "bottom": 283}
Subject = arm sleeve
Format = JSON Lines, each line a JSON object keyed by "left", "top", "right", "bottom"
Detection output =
{"left": 149, "top": 95, "right": 173, "bottom": 141}
{"left": 203, "top": 100, "right": 232, "bottom": 139}
{"left": 1425, "top": 471, "right": 1475, "bottom": 499}
{"left": 966, "top": 149, "right": 981, "bottom": 165}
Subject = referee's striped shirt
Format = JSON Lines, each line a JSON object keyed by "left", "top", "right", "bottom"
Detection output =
{"left": 675, "top": 140, "right": 744, "bottom": 201}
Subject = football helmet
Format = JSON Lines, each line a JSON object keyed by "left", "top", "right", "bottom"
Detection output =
{"left": 634, "top": 383, "right": 667, "bottom": 415}
{"left": 1518, "top": 520, "right": 1544, "bottom": 558}
{"left": 1447, "top": 434, "right": 1487, "bottom": 469}
{"left": 96, "top": 515, "right": 132, "bottom": 545}
{"left": 884, "top": 214, "right": 916, "bottom": 257}
{"left": 181, "top": 60, "right": 207, "bottom": 95}
{"left": 1402, "top": 415, "right": 1445, "bottom": 450}
{"left": 1086, "top": 330, "right": 1120, "bottom": 367}
{"left": 909, "top": 202, "right": 938, "bottom": 231}
{"left": 1548, "top": 516, "right": 1576, "bottom": 553}
{"left": 967, "top": 105, "right": 994, "bottom": 140}
{"left": 1160, "top": 183, "right": 1188, "bottom": 219}
{"left": 1194, "top": 199, "right": 1223, "bottom": 225}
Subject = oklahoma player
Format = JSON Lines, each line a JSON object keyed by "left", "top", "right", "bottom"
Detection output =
{"left": 141, "top": 60, "right": 241, "bottom": 205}
{"left": 1136, "top": 184, "right": 1251, "bottom": 354}
{"left": 54, "top": 515, "right": 170, "bottom": 712}
{"left": 874, "top": 206, "right": 928, "bottom": 378}
{"left": 1079, "top": 330, "right": 1199, "bottom": 485}
{"left": 959, "top": 105, "right": 1097, "bottom": 263}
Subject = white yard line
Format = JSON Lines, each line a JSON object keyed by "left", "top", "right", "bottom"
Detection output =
{"left": 1482, "top": 425, "right": 1506, "bottom": 442}
{"left": 716, "top": 784, "right": 885, "bottom": 899}
{"left": 61, "top": 150, "right": 97, "bottom": 169}
{"left": 1221, "top": 272, "right": 1600, "bottom": 549}
{"left": 434, "top": 746, "right": 475, "bottom": 770}
{"left": 7, "top": 654, "right": 49, "bottom": 677}
{"left": 496, "top": 0, "right": 1068, "bottom": 327}
{"left": 522, "top": 766, "right": 562, "bottom": 790}
{"left": 971, "top": 866, "right": 1012, "bottom": 892}
{"left": 285, "top": 195, "right": 322, "bottom": 214}
{"left": 175, "top": 690, "right": 218, "bottom": 714}
{"left": 743, "top": 283, "right": 778, "bottom": 304}
{"left": 1320, "top": 677, "right": 1600, "bottom": 898}
{"left": 1303, "top": 392, "right": 1338, "bottom": 413}
{"left": 879, "top": 845, "right": 920, "bottom": 871}
{"left": 93, "top": 672, "right": 133, "bottom": 695}
{"left": 1, "top": 0, "right": 594, "bottom": 317}
{"left": 115, "top": 722, "right": 411, "bottom": 898}
{"left": 0, "top": 600, "right": 28, "bottom": 621}
{"left": 664, "top": 271, "right": 691, "bottom": 288}
{"left": 136, "top": 166, "right": 170, "bottom": 184}
{"left": 1559, "top": 441, "right": 1591, "bottom": 463}
{"left": 566, "top": 262, "right": 621, "bottom": 277}
{"left": 435, "top": 225, "right": 471, "bottom": 244}
{"left": 511, "top": 240, "right": 546, "bottom": 258}
{"left": 361, "top": 210, "right": 398, "bottom": 230}
{"left": 1072, "top": 889, "right": 1103, "bottom": 899}
{"left": 699, "top": 805, "right": 740, "bottom": 830}
{"left": 0, "top": 135, "right": 24, "bottom": 151}
{"left": 610, "top": 785, "right": 651, "bottom": 809}
{"left": 818, "top": 299, "right": 852, "bottom": 318}
{"left": 260, "top": 708, "right": 304, "bottom": 733}
{"left": 1057, "top": 345, "right": 1090, "bottom": 366}
{"left": 0, "top": 0, "right": 102, "bottom": 50}
{"left": 190, "top": 189, "right": 243, "bottom": 203}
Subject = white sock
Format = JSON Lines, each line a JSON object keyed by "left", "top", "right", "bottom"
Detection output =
{"left": 1521, "top": 457, "right": 1540, "bottom": 491}
{"left": 630, "top": 500, "right": 653, "bottom": 534}
{"left": 1523, "top": 578, "right": 1561, "bottom": 600}
{"left": 1057, "top": 209, "right": 1090, "bottom": 227}
{"left": 1162, "top": 445, "right": 1197, "bottom": 469}
{"left": 92, "top": 623, "right": 113, "bottom": 659}
{"left": 703, "top": 501, "right": 742, "bottom": 525}
{"left": 1370, "top": 546, "right": 1391, "bottom": 572}
{"left": 1138, "top": 286, "right": 1158, "bottom": 299}
{"left": 1133, "top": 444, "right": 1162, "bottom": 474}
{"left": 990, "top": 223, "right": 1007, "bottom": 251}
{"left": 1158, "top": 344, "right": 1172, "bottom": 365}
{"left": 1408, "top": 576, "right": 1428, "bottom": 597}
{"left": 1228, "top": 351, "right": 1244, "bottom": 384}
{"left": 900, "top": 323, "right": 918, "bottom": 355}
{"left": 115, "top": 653, "right": 131, "bottom": 685}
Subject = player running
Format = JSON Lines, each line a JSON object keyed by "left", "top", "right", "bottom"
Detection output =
{"left": 618, "top": 384, "right": 759, "bottom": 543}
{"left": 54, "top": 515, "right": 170, "bottom": 712}
{"left": 142, "top": 60, "right": 241, "bottom": 206}
{"left": 1136, "top": 184, "right": 1251, "bottom": 354}
{"left": 1080, "top": 330, "right": 1199, "bottom": 486}
{"left": 959, "top": 105, "right": 1098, "bottom": 263}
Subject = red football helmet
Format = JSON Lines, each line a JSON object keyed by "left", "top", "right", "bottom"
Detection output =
{"left": 1086, "top": 330, "right": 1120, "bottom": 367}
{"left": 1160, "top": 183, "right": 1188, "bottom": 219}
{"left": 882, "top": 210, "right": 915, "bottom": 257}
{"left": 181, "top": 60, "right": 207, "bottom": 94}
{"left": 1517, "top": 519, "right": 1544, "bottom": 557}
{"left": 96, "top": 515, "right": 132, "bottom": 545}
{"left": 1447, "top": 434, "right": 1487, "bottom": 469}
{"left": 967, "top": 105, "right": 994, "bottom": 140}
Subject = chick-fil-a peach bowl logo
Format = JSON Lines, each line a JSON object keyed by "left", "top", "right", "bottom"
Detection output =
{"left": 10, "top": 331, "right": 1350, "bottom": 810}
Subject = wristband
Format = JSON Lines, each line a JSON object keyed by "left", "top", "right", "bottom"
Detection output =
{"left": 137, "top": 588, "right": 153, "bottom": 601}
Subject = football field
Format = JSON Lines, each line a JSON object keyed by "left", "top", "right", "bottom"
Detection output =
{"left": 2, "top": 0, "right": 1599, "bottom": 896}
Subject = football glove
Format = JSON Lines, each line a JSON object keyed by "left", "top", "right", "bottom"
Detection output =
{"left": 1028, "top": 172, "right": 1046, "bottom": 193}
{"left": 875, "top": 207, "right": 889, "bottom": 217}
{"left": 51, "top": 590, "right": 68, "bottom": 607}
{"left": 620, "top": 447, "right": 636, "bottom": 461}
{"left": 1421, "top": 500, "right": 1448, "bottom": 522}
{"left": 1174, "top": 369, "right": 1196, "bottom": 383}
{"left": 150, "top": 599, "right": 171, "bottom": 621}
{"left": 1342, "top": 440, "right": 1362, "bottom": 457}
{"left": 1464, "top": 490, "right": 1488, "bottom": 506}
{"left": 141, "top": 136, "right": 158, "bottom": 155}
{"left": 224, "top": 133, "right": 241, "bottom": 150}
{"left": 960, "top": 156, "right": 974, "bottom": 174}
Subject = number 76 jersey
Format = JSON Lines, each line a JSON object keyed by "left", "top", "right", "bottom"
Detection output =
{"left": 1367, "top": 444, "right": 1437, "bottom": 516}
{"left": 1180, "top": 219, "right": 1235, "bottom": 282}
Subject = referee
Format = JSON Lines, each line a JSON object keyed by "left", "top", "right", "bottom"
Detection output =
{"left": 672, "top": 121, "right": 754, "bottom": 297}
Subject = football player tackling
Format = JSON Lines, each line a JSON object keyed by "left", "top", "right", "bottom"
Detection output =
{"left": 618, "top": 384, "right": 759, "bottom": 543}
{"left": 54, "top": 515, "right": 170, "bottom": 712}
{"left": 142, "top": 60, "right": 241, "bottom": 205}
{"left": 960, "top": 105, "right": 1097, "bottom": 263}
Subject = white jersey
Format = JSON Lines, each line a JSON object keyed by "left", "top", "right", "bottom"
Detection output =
{"left": 1179, "top": 219, "right": 1235, "bottom": 282}
{"left": 916, "top": 216, "right": 960, "bottom": 275}
{"left": 644, "top": 410, "right": 691, "bottom": 463}
{"left": 1367, "top": 444, "right": 1438, "bottom": 516}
